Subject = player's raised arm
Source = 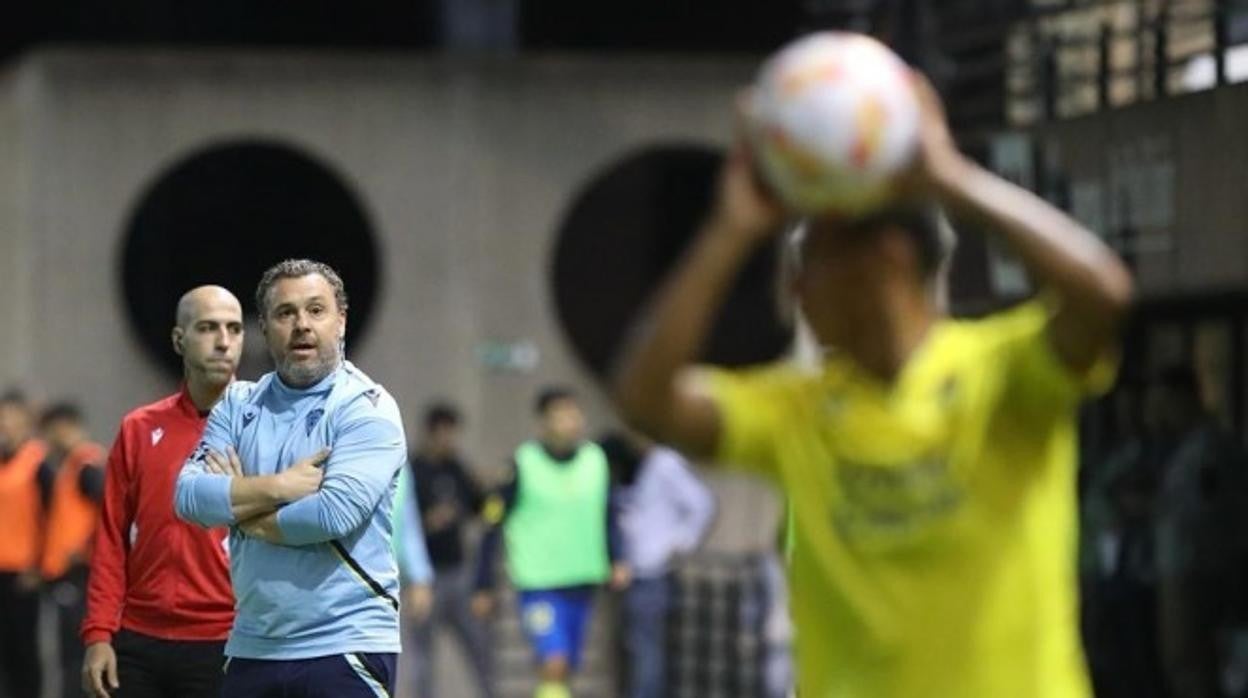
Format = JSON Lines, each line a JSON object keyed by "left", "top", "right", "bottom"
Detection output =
{"left": 910, "top": 77, "right": 1133, "bottom": 372}
{"left": 610, "top": 144, "right": 787, "bottom": 459}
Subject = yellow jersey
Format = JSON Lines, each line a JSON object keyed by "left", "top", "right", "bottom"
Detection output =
{"left": 704, "top": 301, "right": 1111, "bottom": 698}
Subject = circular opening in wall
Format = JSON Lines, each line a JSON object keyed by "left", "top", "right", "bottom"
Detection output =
{"left": 120, "top": 140, "right": 380, "bottom": 380}
{"left": 551, "top": 143, "right": 791, "bottom": 381}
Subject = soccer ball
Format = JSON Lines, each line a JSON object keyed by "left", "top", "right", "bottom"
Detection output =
{"left": 745, "top": 32, "right": 920, "bottom": 216}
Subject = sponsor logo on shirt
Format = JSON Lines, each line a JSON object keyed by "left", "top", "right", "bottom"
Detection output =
{"left": 832, "top": 455, "right": 963, "bottom": 546}
{"left": 150, "top": 427, "right": 164, "bottom": 446}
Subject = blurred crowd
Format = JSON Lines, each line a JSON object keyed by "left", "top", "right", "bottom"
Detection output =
{"left": 0, "top": 390, "right": 106, "bottom": 698}
{"left": 1081, "top": 365, "right": 1248, "bottom": 698}
{"left": 401, "top": 392, "right": 721, "bottom": 698}
{"left": 0, "top": 384, "right": 797, "bottom": 698}
{"left": 11, "top": 356, "right": 1248, "bottom": 698}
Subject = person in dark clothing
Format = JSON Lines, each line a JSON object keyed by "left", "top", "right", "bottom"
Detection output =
{"left": 600, "top": 431, "right": 715, "bottom": 698}
{"left": 405, "top": 402, "right": 495, "bottom": 698}
{"left": 1082, "top": 433, "right": 1167, "bottom": 698}
{"left": 1152, "top": 366, "right": 1248, "bottom": 698}
{"left": 39, "top": 402, "right": 107, "bottom": 698}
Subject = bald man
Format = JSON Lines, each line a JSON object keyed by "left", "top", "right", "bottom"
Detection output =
{"left": 82, "top": 287, "right": 266, "bottom": 698}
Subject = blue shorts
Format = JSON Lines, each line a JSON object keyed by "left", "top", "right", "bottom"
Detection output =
{"left": 220, "top": 652, "right": 396, "bottom": 697}
{"left": 517, "top": 587, "right": 596, "bottom": 669}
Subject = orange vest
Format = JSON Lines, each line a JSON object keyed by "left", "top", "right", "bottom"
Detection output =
{"left": 0, "top": 440, "right": 48, "bottom": 572}
{"left": 41, "top": 442, "right": 106, "bottom": 579}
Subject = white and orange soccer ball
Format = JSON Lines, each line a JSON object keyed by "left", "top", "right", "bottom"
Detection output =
{"left": 746, "top": 31, "right": 921, "bottom": 216}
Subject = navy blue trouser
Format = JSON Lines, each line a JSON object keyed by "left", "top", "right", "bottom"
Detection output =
{"left": 221, "top": 652, "right": 397, "bottom": 697}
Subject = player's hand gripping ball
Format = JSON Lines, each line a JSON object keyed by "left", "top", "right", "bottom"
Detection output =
{"left": 746, "top": 31, "right": 920, "bottom": 216}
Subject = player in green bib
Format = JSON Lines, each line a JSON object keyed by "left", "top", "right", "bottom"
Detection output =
{"left": 473, "top": 387, "right": 630, "bottom": 698}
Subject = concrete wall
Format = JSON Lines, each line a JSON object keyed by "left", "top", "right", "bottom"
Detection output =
{"left": 1, "top": 48, "right": 787, "bottom": 696}
{"left": 1030, "top": 81, "right": 1248, "bottom": 297}
{"left": 0, "top": 49, "right": 774, "bottom": 497}
{"left": 0, "top": 65, "right": 37, "bottom": 389}
{"left": 12, "top": 51, "right": 1247, "bottom": 460}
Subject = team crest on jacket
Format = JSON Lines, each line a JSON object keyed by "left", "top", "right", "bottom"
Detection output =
{"left": 306, "top": 409, "right": 325, "bottom": 436}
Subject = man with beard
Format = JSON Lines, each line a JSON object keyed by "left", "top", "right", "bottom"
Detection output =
{"left": 176, "top": 259, "right": 410, "bottom": 697}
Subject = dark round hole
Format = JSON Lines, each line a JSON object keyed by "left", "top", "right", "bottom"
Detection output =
{"left": 551, "top": 143, "right": 791, "bottom": 381}
{"left": 119, "top": 140, "right": 380, "bottom": 379}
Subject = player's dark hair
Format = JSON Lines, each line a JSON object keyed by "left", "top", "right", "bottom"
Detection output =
{"left": 40, "top": 402, "right": 84, "bottom": 430}
{"left": 534, "top": 386, "right": 577, "bottom": 415}
{"left": 839, "top": 204, "right": 949, "bottom": 279}
{"left": 424, "top": 402, "right": 461, "bottom": 431}
{"left": 0, "top": 388, "right": 27, "bottom": 408}
{"left": 598, "top": 431, "right": 643, "bottom": 485}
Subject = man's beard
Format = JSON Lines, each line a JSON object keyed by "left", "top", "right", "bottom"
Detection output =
{"left": 275, "top": 343, "right": 341, "bottom": 388}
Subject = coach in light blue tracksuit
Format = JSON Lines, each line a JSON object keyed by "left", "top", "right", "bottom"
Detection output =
{"left": 175, "top": 259, "right": 421, "bottom": 697}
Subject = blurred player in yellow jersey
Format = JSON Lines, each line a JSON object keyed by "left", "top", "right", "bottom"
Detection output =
{"left": 610, "top": 76, "right": 1133, "bottom": 698}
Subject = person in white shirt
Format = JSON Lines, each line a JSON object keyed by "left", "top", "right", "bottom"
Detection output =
{"left": 600, "top": 432, "right": 716, "bottom": 698}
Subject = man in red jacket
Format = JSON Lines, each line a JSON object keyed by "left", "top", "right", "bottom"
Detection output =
{"left": 81, "top": 286, "right": 254, "bottom": 698}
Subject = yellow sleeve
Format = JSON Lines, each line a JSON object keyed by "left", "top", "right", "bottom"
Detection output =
{"left": 696, "top": 364, "right": 791, "bottom": 480}
{"left": 980, "top": 299, "right": 1118, "bottom": 413}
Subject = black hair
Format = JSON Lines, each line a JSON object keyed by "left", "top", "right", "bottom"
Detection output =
{"left": 837, "top": 204, "right": 948, "bottom": 279}
{"left": 598, "top": 431, "right": 643, "bottom": 486}
{"left": 0, "top": 388, "right": 27, "bottom": 408}
{"left": 535, "top": 386, "right": 577, "bottom": 415}
{"left": 423, "top": 402, "right": 462, "bottom": 431}
{"left": 40, "top": 402, "right": 84, "bottom": 430}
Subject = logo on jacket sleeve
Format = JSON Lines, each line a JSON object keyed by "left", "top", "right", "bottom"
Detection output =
{"left": 242, "top": 409, "right": 258, "bottom": 430}
{"left": 190, "top": 441, "right": 210, "bottom": 464}
{"left": 150, "top": 427, "right": 165, "bottom": 446}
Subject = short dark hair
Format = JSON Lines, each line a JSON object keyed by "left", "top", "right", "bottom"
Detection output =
{"left": 804, "top": 203, "right": 951, "bottom": 280}
{"left": 842, "top": 204, "right": 949, "bottom": 278}
{"left": 40, "top": 402, "right": 84, "bottom": 430}
{"left": 255, "top": 259, "right": 349, "bottom": 320}
{"left": 424, "top": 402, "right": 462, "bottom": 431}
{"left": 535, "top": 386, "right": 577, "bottom": 415}
{"left": 597, "top": 431, "right": 641, "bottom": 470}
{"left": 598, "top": 430, "right": 644, "bottom": 485}
{"left": 0, "top": 388, "right": 27, "bottom": 408}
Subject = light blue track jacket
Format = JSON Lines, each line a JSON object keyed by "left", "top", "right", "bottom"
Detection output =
{"left": 175, "top": 361, "right": 413, "bottom": 660}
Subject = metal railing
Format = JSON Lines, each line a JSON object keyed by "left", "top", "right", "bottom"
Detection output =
{"left": 1001, "top": 0, "right": 1245, "bottom": 124}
